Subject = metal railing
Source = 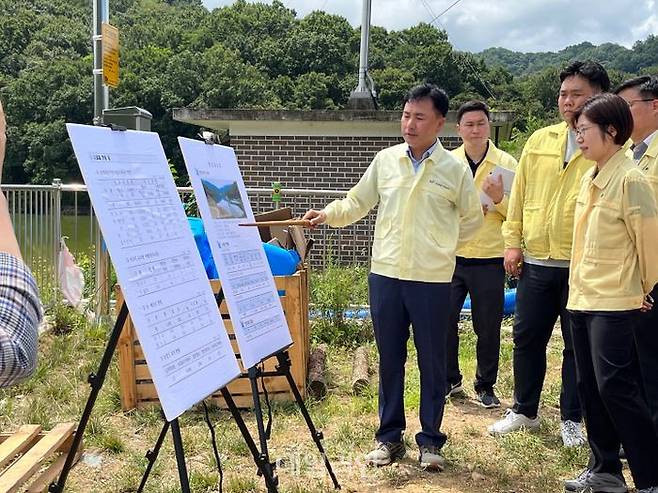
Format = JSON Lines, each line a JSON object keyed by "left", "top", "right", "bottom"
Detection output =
{"left": 1, "top": 181, "right": 376, "bottom": 295}
{"left": 2, "top": 181, "right": 62, "bottom": 295}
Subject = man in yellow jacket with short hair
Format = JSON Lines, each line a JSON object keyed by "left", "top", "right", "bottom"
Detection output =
{"left": 615, "top": 75, "right": 658, "bottom": 433}
{"left": 490, "top": 61, "right": 610, "bottom": 447}
{"left": 304, "top": 83, "right": 483, "bottom": 470}
{"left": 446, "top": 100, "right": 517, "bottom": 409}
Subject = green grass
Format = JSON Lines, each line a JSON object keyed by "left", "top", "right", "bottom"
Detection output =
{"left": 1, "top": 302, "right": 618, "bottom": 493}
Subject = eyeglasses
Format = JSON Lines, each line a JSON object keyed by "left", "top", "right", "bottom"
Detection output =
{"left": 575, "top": 125, "right": 595, "bottom": 137}
{"left": 626, "top": 98, "right": 656, "bottom": 108}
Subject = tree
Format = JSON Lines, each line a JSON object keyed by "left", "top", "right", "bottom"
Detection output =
{"left": 370, "top": 68, "right": 416, "bottom": 110}
{"left": 1, "top": 0, "right": 655, "bottom": 185}
{"left": 281, "top": 11, "right": 356, "bottom": 77}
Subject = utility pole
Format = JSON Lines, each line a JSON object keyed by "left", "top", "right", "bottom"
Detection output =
{"left": 93, "top": 0, "right": 110, "bottom": 124}
{"left": 93, "top": 0, "right": 111, "bottom": 319}
{"left": 347, "top": 0, "right": 377, "bottom": 110}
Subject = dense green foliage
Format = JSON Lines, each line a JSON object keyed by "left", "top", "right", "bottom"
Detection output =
{"left": 479, "top": 37, "right": 658, "bottom": 77}
{"left": 1, "top": 0, "right": 656, "bottom": 183}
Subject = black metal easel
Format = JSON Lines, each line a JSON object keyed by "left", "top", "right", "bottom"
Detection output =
{"left": 48, "top": 302, "right": 278, "bottom": 493}
{"left": 214, "top": 284, "right": 341, "bottom": 491}
{"left": 245, "top": 351, "right": 341, "bottom": 491}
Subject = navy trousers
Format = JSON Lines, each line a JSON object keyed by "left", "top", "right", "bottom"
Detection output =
{"left": 369, "top": 273, "right": 450, "bottom": 448}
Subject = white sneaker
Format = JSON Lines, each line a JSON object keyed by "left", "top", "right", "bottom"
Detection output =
{"left": 564, "top": 468, "right": 627, "bottom": 492}
{"left": 488, "top": 409, "right": 540, "bottom": 435}
{"left": 560, "top": 420, "right": 586, "bottom": 448}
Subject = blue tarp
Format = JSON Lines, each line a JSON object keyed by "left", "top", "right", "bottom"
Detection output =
{"left": 188, "top": 217, "right": 301, "bottom": 279}
{"left": 310, "top": 289, "right": 517, "bottom": 320}
{"left": 463, "top": 289, "right": 517, "bottom": 316}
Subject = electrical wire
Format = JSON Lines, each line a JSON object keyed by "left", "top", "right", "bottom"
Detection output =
{"left": 417, "top": 0, "right": 497, "bottom": 99}
{"left": 202, "top": 400, "right": 224, "bottom": 493}
{"left": 259, "top": 363, "right": 274, "bottom": 440}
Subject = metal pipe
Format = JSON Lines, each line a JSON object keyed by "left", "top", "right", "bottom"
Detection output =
{"left": 93, "top": 0, "right": 111, "bottom": 318}
{"left": 355, "top": 0, "right": 372, "bottom": 93}
{"left": 92, "top": 0, "right": 109, "bottom": 124}
{"left": 53, "top": 179, "right": 62, "bottom": 289}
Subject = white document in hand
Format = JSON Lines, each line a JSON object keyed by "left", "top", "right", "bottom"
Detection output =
{"left": 480, "top": 165, "right": 516, "bottom": 208}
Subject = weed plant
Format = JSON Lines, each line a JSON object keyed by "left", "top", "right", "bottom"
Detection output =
{"left": 310, "top": 260, "right": 371, "bottom": 347}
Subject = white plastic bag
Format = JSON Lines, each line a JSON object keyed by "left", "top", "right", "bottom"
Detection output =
{"left": 58, "top": 237, "right": 85, "bottom": 308}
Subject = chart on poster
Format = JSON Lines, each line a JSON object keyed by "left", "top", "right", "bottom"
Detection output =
{"left": 178, "top": 137, "right": 292, "bottom": 370}
{"left": 66, "top": 124, "right": 241, "bottom": 421}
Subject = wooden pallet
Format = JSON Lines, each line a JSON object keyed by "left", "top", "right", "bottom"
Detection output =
{"left": 0, "top": 423, "right": 81, "bottom": 493}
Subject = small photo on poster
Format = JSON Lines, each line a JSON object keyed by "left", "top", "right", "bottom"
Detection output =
{"left": 201, "top": 178, "right": 247, "bottom": 219}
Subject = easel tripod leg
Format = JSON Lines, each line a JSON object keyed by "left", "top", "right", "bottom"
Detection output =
{"left": 219, "top": 387, "right": 279, "bottom": 493}
{"left": 137, "top": 419, "right": 170, "bottom": 492}
{"left": 49, "top": 303, "right": 130, "bottom": 493}
{"left": 171, "top": 419, "right": 191, "bottom": 493}
{"left": 276, "top": 352, "right": 341, "bottom": 490}
{"left": 248, "top": 367, "right": 276, "bottom": 483}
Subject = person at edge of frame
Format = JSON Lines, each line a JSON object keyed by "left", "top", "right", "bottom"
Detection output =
{"left": 445, "top": 100, "right": 518, "bottom": 409}
{"left": 614, "top": 75, "right": 658, "bottom": 435}
{"left": 562, "top": 93, "right": 658, "bottom": 493}
{"left": 0, "top": 98, "right": 43, "bottom": 389}
{"left": 489, "top": 60, "right": 611, "bottom": 448}
{"left": 302, "top": 83, "right": 484, "bottom": 471}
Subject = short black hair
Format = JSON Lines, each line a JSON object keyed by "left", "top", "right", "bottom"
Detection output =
{"left": 457, "top": 100, "right": 490, "bottom": 123}
{"left": 559, "top": 60, "right": 610, "bottom": 93}
{"left": 572, "top": 93, "right": 633, "bottom": 145}
{"left": 613, "top": 75, "right": 658, "bottom": 99}
{"left": 403, "top": 83, "right": 449, "bottom": 117}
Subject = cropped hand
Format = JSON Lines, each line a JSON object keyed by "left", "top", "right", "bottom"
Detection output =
{"left": 302, "top": 209, "right": 327, "bottom": 229}
{"left": 504, "top": 247, "right": 523, "bottom": 278}
{"left": 641, "top": 294, "right": 654, "bottom": 312}
{"left": 483, "top": 174, "right": 504, "bottom": 204}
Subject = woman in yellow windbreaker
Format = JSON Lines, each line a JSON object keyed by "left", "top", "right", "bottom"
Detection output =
{"left": 564, "top": 93, "right": 658, "bottom": 493}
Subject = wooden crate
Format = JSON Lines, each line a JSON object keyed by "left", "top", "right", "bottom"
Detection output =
{"left": 0, "top": 423, "right": 81, "bottom": 493}
{"left": 116, "top": 270, "right": 310, "bottom": 410}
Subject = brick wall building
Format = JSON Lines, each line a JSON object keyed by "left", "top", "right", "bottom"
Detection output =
{"left": 174, "top": 109, "right": 514, "bottom": 266}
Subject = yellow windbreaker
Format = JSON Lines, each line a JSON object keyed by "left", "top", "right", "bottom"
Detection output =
{"left": 323, "top": 142, "right": 484, "bottom": 282}
{"left": 627, "top": 133, "right": 658, "bottom": 199}
{"left": 502, "top": 121, "right": 595, "bottom": 260}
{"left": 452, "top": 140, "right": 518, "bottom": 258}
{"left": 567, "top": 150, "right": 658, "bottom": 311}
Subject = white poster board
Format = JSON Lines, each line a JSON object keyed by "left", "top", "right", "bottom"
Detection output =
{"left": 178, "top": 137, "right": 292, "bottom": 370}
{"left": 66, "top": 124, "right": 241, "bottom": 421}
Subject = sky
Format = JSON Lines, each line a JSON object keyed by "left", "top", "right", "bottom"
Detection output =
{"left": 201, "top": 0, "right": 658, "bottom": 53}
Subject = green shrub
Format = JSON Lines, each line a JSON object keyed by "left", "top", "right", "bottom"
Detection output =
{"left": 47, "top": 300, "right": 88, "bottom": 335}
{"left": 310, "top": 260, "right": 371, "bottom": 347}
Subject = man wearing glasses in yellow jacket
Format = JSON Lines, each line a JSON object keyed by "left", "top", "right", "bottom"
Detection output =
{"left": 489, "top": 61, "right": 610, "bottom": 447}
{"left": 304, "top": 84, "right": 483, "bottom": 471}
{"left": 615, "top": 75, "right": 658, "bottom": 433}
{"left": 446, "top": 100, "right": 517, "bottom": 409}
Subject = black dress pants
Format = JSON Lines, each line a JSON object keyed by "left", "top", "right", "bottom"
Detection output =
{"left": 446, "top": 261, "right": 505, "bottom": 392}
{"left": 369, "top": 273, "right": 451, "bottom": 447}
{"left": 511, "top": 263, "right": 581, "bottom": 422}
{"left": 571, "top": 310, "right": 658, "bottom": 490}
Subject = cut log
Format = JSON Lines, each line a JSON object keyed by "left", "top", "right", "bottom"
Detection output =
{"left": 308, "top": 344, "right": 327, "bottom": 398}
{"left": 351, "top": 346, "right": 370, "bottom": 395}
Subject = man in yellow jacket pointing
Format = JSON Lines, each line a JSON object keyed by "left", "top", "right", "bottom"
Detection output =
{"left": 304, "top": 83, "right": 483, "bottom": 470}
